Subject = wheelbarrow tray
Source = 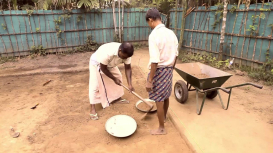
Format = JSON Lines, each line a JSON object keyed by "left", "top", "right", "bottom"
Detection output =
{"left": 174, "top": 62, "right": 233, "bottom": 89}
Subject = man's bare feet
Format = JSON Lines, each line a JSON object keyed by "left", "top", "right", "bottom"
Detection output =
{"left": 150, "top": 128, "right": 167, "bottom": 135}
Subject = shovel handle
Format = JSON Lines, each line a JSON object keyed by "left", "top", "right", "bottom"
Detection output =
{"left": 120, "top": 84, "right": 153, "bottom": 108}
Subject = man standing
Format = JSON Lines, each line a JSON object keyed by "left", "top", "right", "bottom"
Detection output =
{"left": 89, "top": 42, "right": 135, "bottom": 120}
{"left": 145, "top": 8, "right": 178, "bottom": 135}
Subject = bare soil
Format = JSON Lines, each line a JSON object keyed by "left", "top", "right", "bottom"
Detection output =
{"left": 193, "top": 73, "right": 210, "bottom": 79}
{"left": 1, "top": 49, "right": 273, "bottom": 153}
{"left": 0, "top": 53, "right": 191, "bottom": 153}
{"left": 137, "top": 102, "right": 157, "bottom": 112}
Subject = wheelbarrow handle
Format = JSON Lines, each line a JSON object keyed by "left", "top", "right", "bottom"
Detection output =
{"left": 218, "top": 87, "right": 230, "bottom": 94}
{"left": 225, "top": 82, "right": 263, "bottom": 89}
{"left": 203, "top": 87, "right": 230, "bottom": 94}
{"left": 246, "top": 82, "right": 263, "bottom": 89}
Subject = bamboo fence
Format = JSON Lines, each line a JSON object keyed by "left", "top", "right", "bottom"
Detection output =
{"left": 170, "top": 2, "right": 273, "bottom": 67}
{"left": 0, "top": 8, "right": 167, "bottom": 57}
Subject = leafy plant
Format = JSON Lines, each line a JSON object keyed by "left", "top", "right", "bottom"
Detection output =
{"left": 53, "top": 16, "right": 63, "bottom": 38}
{"left": 77, "top": 15, "right": 82, "bottom": 23}
{"left": 62, "top": 14, "right": 71, "bottom": 20}
{"left": 247, "top": 14, "right": 265, "bottom": 35}
{"left": 72, "top": 35, "right": 99, "bottom": 52}
{"left": 26, "top": 10, "right": 34, "bottom": 16}
{"left": 230, "top": 5, "right": 237, "bottom": 14}
{"left": 77, "top": 0, "right": 97, "bottom": 8}
{"left": 21, "top": 4, "right": 35, "bottom": 10}
{"left": 268, "top": 24, "right": 273, "bottom": 31}
{"left": 54, "top": 16, "right": 62, "bottom": 25}
{"left": 248, "top": 49, "right": 273, "bottom": 85}
{"left": 211, "top": 2, "right": 224, "bottom": 29}
{"left": 0, "top": 57, "right": 17, "bottom": 64}
{"left": 1, "top": 23, "right": 7, "bottom": 30}
{"left": 30, "top": 45, "right": 46, "bottom": 56}
{"left": 260, "top": 8, "right": 270, "bottom": 11}
{"left": 247, "top": 25, "right": 258, "bottom": 35}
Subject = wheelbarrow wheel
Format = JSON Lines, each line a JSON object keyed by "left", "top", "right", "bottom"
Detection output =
{"left": 174, "top": 80, "right": 188, "bottom": 104}
{"left": 205, "top": 90, "right": 218, "bottom": 99}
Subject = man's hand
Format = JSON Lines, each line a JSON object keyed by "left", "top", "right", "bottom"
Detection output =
{"left": 146, "top": 80, "right": 153, "bottom": 92}
{"left": 128, "top": 85, "right": 135, "bottom": 93}
{"left": 113, "top": 78, "right": 122, "bottom": 86}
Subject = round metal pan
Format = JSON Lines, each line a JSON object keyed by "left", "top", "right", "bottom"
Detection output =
{"left": 135, "top": 99, "right": 157, "bottom": 113}
{"left": 105, "top": 115, "right": 137, "bottom": 138}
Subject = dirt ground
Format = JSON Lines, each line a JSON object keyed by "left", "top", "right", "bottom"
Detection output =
{"left": 1, "top": 48, "right": 273, "bottom": 153}
{"left": 0, "top": 52, "right": 191, "bottom": 153}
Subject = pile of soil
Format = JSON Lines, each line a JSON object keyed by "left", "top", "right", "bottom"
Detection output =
{"left": 137, "top": 102, "right": 157, "bottom": 112}
{"left": 193, "top": 73, "right": 210, "bottom": 79}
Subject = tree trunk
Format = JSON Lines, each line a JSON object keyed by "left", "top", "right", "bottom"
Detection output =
{"left": 178, "top": 0, "right": 188, "bottom": 54}
{"left": 175, "top": 0, "right": 178, "bottom": 35}
{"left": 118, "top": 0, "right": 121, "bottom": 42}
{"left": 112, "top": 1, "right": 117, "bottom": 37}
{"left": 218, "top": 0, "right": 228, "bottom": 61}
{"left": 122, "top": 0, "right": 124, "bottom": 42}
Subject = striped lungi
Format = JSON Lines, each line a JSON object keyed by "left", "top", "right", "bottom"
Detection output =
{"left": 148, "top": 67, "right": 173, "bottom": 102}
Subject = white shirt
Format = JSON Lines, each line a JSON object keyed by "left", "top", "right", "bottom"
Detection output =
{"left": 148, "top": 24, "right": 178, "bottom": 69}
{"left": 90, "top": 42, "right": 131, "bottom": 67}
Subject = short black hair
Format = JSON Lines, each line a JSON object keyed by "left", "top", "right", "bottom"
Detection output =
{"left": 119, "top": 42, "right": 134, "bottom": 57}
{"left": 145, "top": 8, "right": 161, "bottom": 22}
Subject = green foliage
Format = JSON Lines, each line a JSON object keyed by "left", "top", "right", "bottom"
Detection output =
{"left": 30, "top": 45, "right": 46, "bottom": 56}
{"left": 77, "top": 0, "right": 100, "bottom": 9}
{"left": 247, "top": 25, "right": 258, "bottom": 35}
{"left": 21, "top": 4, "right": 35, "bottom": 10}
{"left": 131, "top": 42, "right": 148, "bottom": 50}
{"left": 77, "top": 15, "right": 83, "bottom": 23}
{"left": 36, "top": 28, "right": 40, "bottom": 32}
{"left": 62, "top": 14, "right": 71, "bottom": 20}
{"left": 61, "top": 11, "right": 72, "bottom": 20}
{"left": 260, "top": 8, "right": 271, "bottom": 11}
{"left": 0, "top": 57, "right": 17, "bottom": 64}
{"left": 230, "top": 5, "right": 237, "bottom": 14}
{"left": 1, "top": 23, "right": 7, "bottom": 30}
{"left": 54, "top": 16, "right": 63, "bottom": 38}
{"left": 247, "top": 14, "right": 265, "bottom": 35}
{"left": 248, "top": 49, "right": 273, "bottom": 85}
{"left": 211, "top": 2, "right": 224, "bottom": 29}
{"left": 72, "top": 35, "right": 99, "bottom": 52}
{"left": 268, "top": 24, "right": 273, "bottom": 31}
{"left": 26, "top": 10, "right": 34, "bottom": 16}
{"left": 179, "top": 52, "right": 230, "bottom": 69}
{"left": 54, "top": 16, "right": 62, "bottom": 25}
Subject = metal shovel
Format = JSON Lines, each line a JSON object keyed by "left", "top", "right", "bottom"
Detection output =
{"left": 120, "top": 83, "right": 154, "bottom": 119}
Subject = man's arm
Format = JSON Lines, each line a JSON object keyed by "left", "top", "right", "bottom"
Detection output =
{"left": 100, "top": 63, "right": 121, "bottom": 85}
{"left": 146, "top": 63, "right": 158, "bottom": 92}
{"left": 124, "top": 64, "right": 134, "bottom": 91}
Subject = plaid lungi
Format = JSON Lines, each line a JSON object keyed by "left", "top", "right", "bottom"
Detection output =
{"left": 148, "top": 67, "right": 173, "bottom": 102}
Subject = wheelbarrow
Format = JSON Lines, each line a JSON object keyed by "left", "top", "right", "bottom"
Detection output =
{"left": 174, "top": 62, "right": 263, "bottom": 115}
